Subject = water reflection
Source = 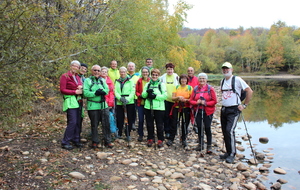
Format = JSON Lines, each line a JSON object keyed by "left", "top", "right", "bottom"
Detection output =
{"left": 210, "top": 78, "right": 300, "bottom": 127}
{"left": 210, "top": 78, "right": 300, "bottom": 189}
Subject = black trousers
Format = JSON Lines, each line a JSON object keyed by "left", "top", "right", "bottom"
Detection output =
{"left": 170, "top": 107, "right": 190, "bottom": 141}
{"left": 116, "top": 104, "right": 135, "bottom": 137}
{"left": 164, "top": 101, "right": 174, "bottom": 134}
{"left": 195, "top": 109, "right": 213, "bottom": 147}
{"left": 88, "top": 108, "right": 111, "bottom": 144}
{"left": 144, "top": 109, "right": 165, "bottom": 141}
{"left": 220, "top": 106, "right": 240, "bottom": 157}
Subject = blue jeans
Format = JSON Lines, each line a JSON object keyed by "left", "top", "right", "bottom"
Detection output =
{"left": 137, "top": 105, "right": 145, "bottom": 137}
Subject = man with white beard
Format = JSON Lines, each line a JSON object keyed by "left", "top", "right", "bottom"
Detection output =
{"left": 219, "top": 62, "right": 253, "bottom": 163}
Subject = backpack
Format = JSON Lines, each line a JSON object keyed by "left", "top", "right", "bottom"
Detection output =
{"left": 176, "top": 84, "right": 192, "bottom": 91}
{"left": 89, "top": 76, "right": 104, "bottom": 91}
{"left": 193, "top": 84, "right": 212, "bottom": 100}
{"left": 221, "top": 76, "right": 246, "bottom": 101}
{"left": 146, "top": 82, "right": 162, "bottom": 94}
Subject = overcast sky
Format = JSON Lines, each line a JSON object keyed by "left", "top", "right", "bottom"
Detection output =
{"left": 168, "top": 0, "right": 299, "bottom": 29}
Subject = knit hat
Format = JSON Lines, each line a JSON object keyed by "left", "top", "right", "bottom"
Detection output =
{"left": 80, "top": 63, "right": 88, "bottom": 68}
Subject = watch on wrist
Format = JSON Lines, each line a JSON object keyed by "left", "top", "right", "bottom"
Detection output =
{"left": 243, "top": 104, "right": 247, "bottom": 109}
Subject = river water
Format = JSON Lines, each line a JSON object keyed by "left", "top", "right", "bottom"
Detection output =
{"left": 210, "top": 78, "right": 300, "bottom": 189}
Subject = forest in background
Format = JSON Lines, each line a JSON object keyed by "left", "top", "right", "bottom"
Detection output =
{"left": 1, "top": 0, "right": 299, "bottom": 128}
{"left": 181, "top": 21, "right": 300, "bottom": 74}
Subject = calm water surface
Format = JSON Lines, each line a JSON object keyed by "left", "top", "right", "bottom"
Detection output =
{"left": 210, "top": 78, "right": 300, "bottom": 189}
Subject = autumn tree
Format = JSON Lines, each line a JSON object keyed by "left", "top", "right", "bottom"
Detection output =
{"left": 0, "top": 0, "right": 194, "bottom": 127}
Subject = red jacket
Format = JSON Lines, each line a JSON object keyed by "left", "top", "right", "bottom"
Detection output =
{"left": 104, "top": 76, "right": 115, "bottom": 107}
{"left": 189, "top": 84, "right": 217, "bottom": 116}
{"left": 60, "top": 71, "right": 82, "bottom": 95}
{"left": 136, "top": 77, "right": 150, "bottom": 106}
{"left": 188, "top": 76, "right": 199, "bottom": 88}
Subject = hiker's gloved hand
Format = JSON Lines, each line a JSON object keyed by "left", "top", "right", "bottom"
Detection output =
{"left": 148, "top": 93, "right": 156, "bottom": 99}
{"left": 146, "top": 89, "right": 153, "bottom": 94}
{"left": 120, "top": 97, "right": 129, "bottom": 104}
{"left": 199, "top": 96, "right": 206, "bottom": 105}
{"left": 95, "top": 89, "right": 105, "bottom": 96}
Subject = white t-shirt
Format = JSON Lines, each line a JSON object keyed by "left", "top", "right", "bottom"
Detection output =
{"left": 221, "top": 76, "right": 249, "bottom": 107}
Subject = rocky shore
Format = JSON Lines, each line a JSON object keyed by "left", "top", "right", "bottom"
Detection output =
{"left": 0, "top": 86, "right": 289, "bottom": 190}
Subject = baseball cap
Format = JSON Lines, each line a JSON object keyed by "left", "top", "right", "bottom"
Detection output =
{"left": 221, "top": 62, "right": 232, "bottom": 69}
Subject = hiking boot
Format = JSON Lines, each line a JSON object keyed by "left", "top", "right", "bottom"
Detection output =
{"left": 157, "top": 140, "right": 163, "bottom": 148}
{"left": 165, "top": 133, "right": 170, "bottom": 139}
{"left": 194, "top": 144, "right": 204, "bottom": 151}
{"left": 90, "top": 142, "right": 98, "bottom": 149}
{"left": 61, "top": 144, "right": 73, "bottom": 150}
{"left": 132, "top": 125, "right": 137, "bottom": 131}
{"left": 104, "top": 142, "right": 113, "bottom": 148}
{"left": 206, "top": 145, "right": 212, "bottom": 154}
{"left": 225, "top": 156, "right": 235, "bottom": 163}
{"left": 138, "top": 136, "right": 143, "bottom": 142}
{"left": 147, "top": 139, "right": 154, "bottom": 147}
{"left": 182, "top": 141, "right": 188, "bottom": 147}
{"left": 126, "top": 136, "right": 131, "bottom": 142}
{"left": 219, "top": 153, "right": 229, "bottom": 159}
{"left": 73, "top": 142, "right": 83, "bottom": 148}
{"left": 166, "top": 140, "right": 173, "bottom": 146}
{"left": 193, "top": 126, "right": 198, "bottom": 134}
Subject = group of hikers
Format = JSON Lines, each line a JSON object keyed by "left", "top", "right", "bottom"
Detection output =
{"left": 59, "top": 59, "right": 253, "bottom": 164}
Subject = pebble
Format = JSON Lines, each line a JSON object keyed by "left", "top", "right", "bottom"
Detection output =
{"left": 237, "top": 163, "right": 249, "bottom": 171}
{"left": 140, "top": 177, "right": 150, "bottom": 182}
{"left": 170, "top": 172, "right": 184, "bottom": 179}
{"left": 273, "top": 168, "right": 287, "bottom": 174}
{"left": 145, "top": 170, "right": 157, "bottom": 177}
{"left": 69, "top": 172, "right": 85, "bottom": 179}
{"left": 277, "top": 178, "right": 288, "bottom": 184}
{"left": 129, "top": 163, "right": 138, "bottom": 167}
{"left": 121, "top": 159, "right": 132, "bottom": 165}
{"left": 130, "top": 175, "right": 138, "bottom": 181}
{"left": 242, "top": 182, "right": 256, "bottom": 189}
{"left": 164, "top": 171, "right": 172, "bottom": 177}
{"left": 259, "top": 166, "right": 269, "bottom": 172}
{"left": 22, "top": 151, "right": 30, "bottom": 155}
{"left": 270, "top": 182, "right": 281, "bottom": 190}
{"left": 96, "top": 152, "right": 108, "bottom": 159}
{"left": 110, "top": 176, "right": 122, "bottom": 181}
{"left": 259, "top": 137, "right": 269, "bottom": 143}
{"left": 44, "top": 151, "right": 50, "bottom": 157}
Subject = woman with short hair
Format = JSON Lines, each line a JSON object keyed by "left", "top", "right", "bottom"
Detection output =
{"left": 159, "top": 63, "right": 179, "bottom": 139}
{"left": 189, "top": 73, "right": 217, "bottom": 153}
{"left": 167, "top": 74, "right": 193, "bottom": 147}
{"left": 142, "top": 69, "right": 167, "bottom": 148}
{"left": 114, "top": 67, "right": 135, "bottom": 141}
{"left": 60, "top": 60, "right": 83, "bottom": 150}
{"left": 135, "top": 66, "right": 151, "bottom": 142}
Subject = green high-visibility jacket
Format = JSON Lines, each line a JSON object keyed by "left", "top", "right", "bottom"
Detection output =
{"left": 141, "top": 80, "right": 167, "bottom": 111}
{"left": 63, "top": 95, "right": 80, "bottom": 112}
{"left": 114, "top": 77, "right": 135, "bottom": 105}
{"left": 83, "top": 76, "right": 109, "bottom": 110}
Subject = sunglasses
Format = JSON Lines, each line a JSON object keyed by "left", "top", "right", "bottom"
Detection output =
{"left": 93, "top": 69, "right": 101, "bottom": 72}
{"left": 152, "top": 74, "right": 158, "bottom": 76}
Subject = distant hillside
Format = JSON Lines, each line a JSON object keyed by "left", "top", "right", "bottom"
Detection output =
{"left": 178, "top": 27, "right": 269, "bottom": 37}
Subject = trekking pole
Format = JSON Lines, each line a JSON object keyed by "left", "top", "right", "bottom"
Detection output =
{"left": 178, "top": 103, "right": 183, "bottom": 146}
{"left": 182, "top": 102, "right": 188, "bottom": 148}
{"left": 150, "top": 99, "right": 156, "bottom": 150}
{"left": 200, "top": 97, "right": 205, "bottom": 157}
{"left": 241, "top": 113, "right": 256, "bottom": 164}
{"left": 123, "top": 103, "right": 130, "bottom": 148}
{"left": 193, "top": 105, "right": 200, "bottom": 134}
